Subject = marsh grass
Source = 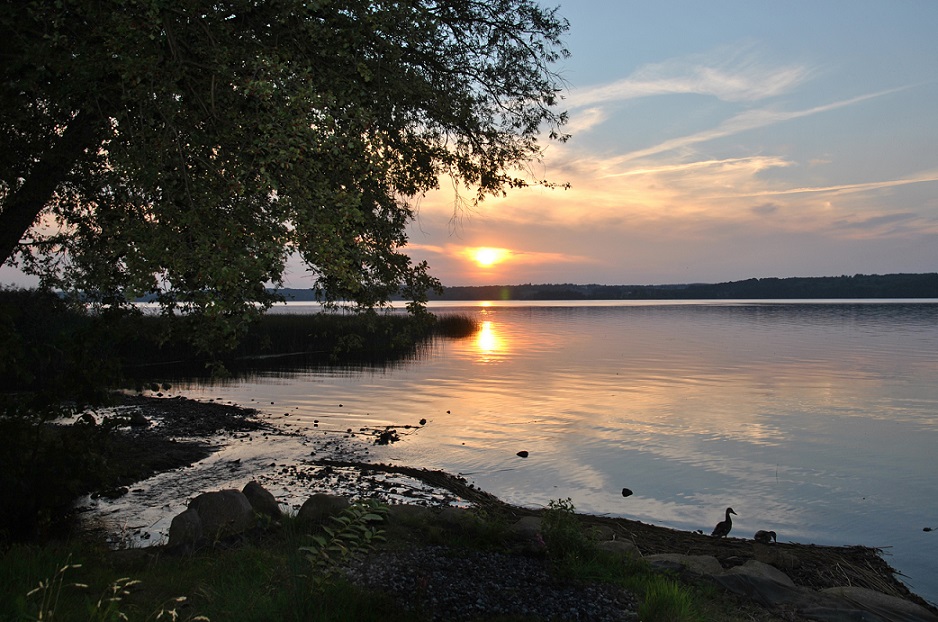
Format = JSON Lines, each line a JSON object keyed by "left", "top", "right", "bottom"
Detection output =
{"left": 118, "top": 311, "right": 478, "bottom": 379}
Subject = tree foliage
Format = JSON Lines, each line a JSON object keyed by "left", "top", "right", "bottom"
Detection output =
{"left": 0, "top": 0, "right": 568, "bottom": 348}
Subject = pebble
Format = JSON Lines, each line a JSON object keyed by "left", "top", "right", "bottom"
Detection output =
{"left": 346, "top": 545, "right": 636, "bottom": 621}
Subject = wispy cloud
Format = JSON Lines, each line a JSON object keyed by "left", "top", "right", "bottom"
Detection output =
{"left": 564, "top": 107, "right": 608, "bottom": 134}
{"left": 616, "top": 87, "right": 909, "bottom": 163}
{"left": 832, "top": 212, "right": 920, "bottom": 231}
{"left": 711, "top": 169, "right": 938, "bottom": 199}
{"left": 600, "top": 155, "right": 793, "bottom": 179}
{"left": 568, "top": 43, "right": 813, "bottom": 108}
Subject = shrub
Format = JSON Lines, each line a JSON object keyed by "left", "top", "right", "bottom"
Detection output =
{"left": 540, "top": 498, "right": 594, "bottom": 565}
{"left": 299, "top": 500, "right": 389, "bottom": 591}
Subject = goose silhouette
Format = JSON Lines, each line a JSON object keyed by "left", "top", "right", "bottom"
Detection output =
{"left": 711, "top": 507, "right": 737, "bottom": 538}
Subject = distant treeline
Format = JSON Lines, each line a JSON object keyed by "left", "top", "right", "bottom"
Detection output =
{"left": 274, "top": 273, "right": 938, "bottom": 302}
{"left": 427, "top": 273, "right": 938, "bottom": 301}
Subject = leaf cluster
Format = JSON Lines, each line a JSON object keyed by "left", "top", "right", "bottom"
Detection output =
{"left": 299, "top": 500, "right": 389, "bottom": 591}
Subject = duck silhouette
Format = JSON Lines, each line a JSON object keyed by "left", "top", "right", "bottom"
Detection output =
{"left": 711, "top": 507, "right": 737, "bottom": 538}
{"left": 754, "top": 529, "right": 777, "bottom": 544}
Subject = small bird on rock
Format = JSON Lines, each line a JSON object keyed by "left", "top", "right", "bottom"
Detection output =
{"left": 711, "top": 507, "right": 737, "bottom": 538}
{"left": 754, "top": 530, "right": 777, "bottom": 544}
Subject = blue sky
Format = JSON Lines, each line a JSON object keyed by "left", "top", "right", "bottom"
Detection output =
{"left": 3, "top": 1, "right": 937, "bottom": 289}
{"left": 402, "top": 0, "right": 938, "bottom": 286}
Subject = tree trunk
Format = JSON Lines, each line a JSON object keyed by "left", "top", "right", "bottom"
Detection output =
{"left": 0, "top": 109, "right": 103, "bottom": 266}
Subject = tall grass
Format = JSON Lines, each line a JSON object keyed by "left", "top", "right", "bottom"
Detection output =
{"left": 118, "top": 312, "right": 478, "bottom": 380}
{"left": 1, "top": 524, "right": 418, "bottom": 622}
{"left": 1, "top": 288, "right": 479, "bottom": 389}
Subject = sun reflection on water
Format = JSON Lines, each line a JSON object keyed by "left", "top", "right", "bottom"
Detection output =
{"left": 475, "top": 320, "right": 505, "bottom": 361}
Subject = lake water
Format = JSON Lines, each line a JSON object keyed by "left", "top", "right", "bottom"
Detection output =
{"left": 103, "top": 300, "right": 938, "bottom": 603}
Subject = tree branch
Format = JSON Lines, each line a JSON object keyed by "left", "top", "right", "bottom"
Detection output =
{"left": 0, "top": 108, "right": 103, "bottom": 266}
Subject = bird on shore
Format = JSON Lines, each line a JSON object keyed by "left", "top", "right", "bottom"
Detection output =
{"left": 754, "top": 530, "right": 777, "bottom": 544}
{"left": 711, "top": 507, "right": 737, "bottom": 538}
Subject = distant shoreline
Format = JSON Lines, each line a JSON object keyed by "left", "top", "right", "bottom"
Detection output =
{"left": 275, "top": 272, "right": 938, "bottom": 302}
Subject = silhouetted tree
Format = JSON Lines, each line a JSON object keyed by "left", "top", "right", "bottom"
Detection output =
{"left": 0, "top": 0, "right": 569, "bottom": 351}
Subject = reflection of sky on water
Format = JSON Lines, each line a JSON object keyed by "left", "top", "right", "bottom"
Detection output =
{"left": 169, "top": 301, "right": 938, "bottom": 603}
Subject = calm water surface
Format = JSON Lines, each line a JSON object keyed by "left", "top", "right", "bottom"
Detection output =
{"left": 174, "top": 300, "right": 938, "bottom": 602}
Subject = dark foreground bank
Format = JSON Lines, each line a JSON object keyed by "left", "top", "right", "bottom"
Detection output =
{"left": 3, "top": 395, "right": 936, "bottom": 621}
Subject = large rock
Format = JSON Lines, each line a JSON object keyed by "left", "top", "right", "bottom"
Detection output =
{"left": 436, "top": 506, "right": 481, "bottom": 530}
{"left": 508, "top": 516, "right": 542, "bottom": 540}
{"left": 297, "top": 493, "right": 350, "bottom": 523}
{"left": 188, "top": 489, "right": 256, "bottom": 540}
{"left": 587, "top": 524, "right": 616, "bottom": 541}
{"left": 724, "top": 560, "right": 796, "bottom": 587}
{"left": 645, "top": 553, "right": 724, "bottom": 576}
{"left": 167, "top": 507, "right": 203, "bottom": 550}
{"left": 507, "top": 516, "right": 545, "bottom": 553}
{"left": 821, "top": 586, "right": 938, "bottom": 622}
{"left": 386, "top": 503, "right": 432, "bottom": 524}
{"left": 596, "top": 539, "right": 642, "bottom": 560}
{"left": 242, "top": 481, "right": 282, "bottom": 519}
{"left": 712, "top": 572, "right": 830, "bottom": 610}
{"left": 753, "top": 542, "right": 801, "bottom": 569}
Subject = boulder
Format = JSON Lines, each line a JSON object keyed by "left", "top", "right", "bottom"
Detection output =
{"left": 508, "top": 516, "right": 542, "bottom": 540}
{"left": 297, "top": 493, "right": 350, "bottom": 523}
{"left": 436, "top": 506, "right": 481, "bottom": 530}
{"left": 386, "top": 503, "right": 432, "bottom": 524}
{"left": 645, "top": 553, "right": 724, "bottom": 576}
{"left": 167, "top": 507, "right": 203, "bottom": 550}
{"left": 821, "top": 586, "right": 938, "bottom": 622}
{"left": 587, "top": 525, "right": 616, "bottom": 541}
{"left": 242, "top": 481, "right": 282, "bottom": 518}
{"left": 724, "top": 560, "right": 795, "bottom": 587}
{"left": 596, "top": 539, "right": 642, "bottom": 560}
{"left": 753, "top": 542, "right": 801, "bottom": 569}
{"left": 712, "top": 572, "right": 829, "bottom": 610}
{"left": 189, "top": 489, "right": 256, "bottom": 539}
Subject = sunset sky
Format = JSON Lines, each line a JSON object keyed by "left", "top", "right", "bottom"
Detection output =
{"left": 400, "top": 0, "right": 938, "bottom": 287}
{"left": 3, "top": 1, "right": 937, "bottom": 290}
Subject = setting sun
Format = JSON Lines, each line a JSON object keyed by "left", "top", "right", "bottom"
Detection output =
{"left": 471, "top": 247, "right": 510, "bottom": 268}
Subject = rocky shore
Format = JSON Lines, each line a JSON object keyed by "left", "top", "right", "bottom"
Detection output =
{"left": 85, "top": 394, "right": 938, "bottom": 622}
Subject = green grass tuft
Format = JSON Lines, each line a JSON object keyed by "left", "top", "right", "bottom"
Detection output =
{"left": 638, "top": 576, "right": 700, "bottom": 622}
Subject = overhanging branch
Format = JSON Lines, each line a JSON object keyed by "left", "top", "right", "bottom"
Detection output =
{"left": 0, "top": 108, "right": 103, "bottom": 266}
